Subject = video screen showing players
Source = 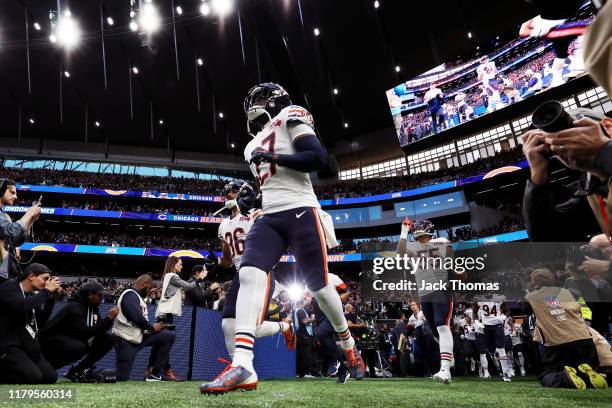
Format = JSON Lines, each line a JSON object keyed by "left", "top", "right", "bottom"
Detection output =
{"left": 387, "top": 2, "right": 595, "bottom": 147}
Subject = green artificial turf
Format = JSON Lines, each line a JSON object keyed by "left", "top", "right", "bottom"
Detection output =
{"left": 0, "top": 377, "right": 609, "bottom": 408}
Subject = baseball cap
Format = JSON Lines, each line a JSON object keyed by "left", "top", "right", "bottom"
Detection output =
{"left": 19, "top": 263, "right": 52, "bottom": 281}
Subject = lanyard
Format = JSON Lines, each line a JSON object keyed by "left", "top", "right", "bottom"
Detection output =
{"left": 597, "top": 195, "right": 612, "bottom": 241}
{"left": 19, "top": 282, "right": 38, "bottom": 333}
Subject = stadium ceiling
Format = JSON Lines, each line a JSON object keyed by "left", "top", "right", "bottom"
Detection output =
{"left": 0, "top": 0, "right": 536, "bottom": 156}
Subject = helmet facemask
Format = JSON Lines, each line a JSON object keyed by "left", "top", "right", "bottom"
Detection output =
{"left": 244, "top": 83, "right": 292, "bottom": 137}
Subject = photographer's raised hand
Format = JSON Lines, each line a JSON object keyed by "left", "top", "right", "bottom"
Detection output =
{"left": 521, "top": 130, "right": 551, "bottom": 185}
{"left": 544, "top": 117, "right": 611, "bottom": 174}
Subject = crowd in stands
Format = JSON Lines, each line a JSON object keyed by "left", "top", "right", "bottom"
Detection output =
{"left": 56, "top": 200, "right": 216, "bottom": 217}
{"left": 449, "top": 215, "right": 525, "bottom": 242}
{"left": 36, "top": 230, "right": 222, "bottom": 251}
{"left": 3, "top": 145, "right": 526, "bottom": 203}
{"left": 1, "top": 167, "right": 236, "bottom": 196}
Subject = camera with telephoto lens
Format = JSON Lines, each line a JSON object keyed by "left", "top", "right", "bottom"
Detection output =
{"left": 531, "top": 100, "right": 581, "bottom": 132}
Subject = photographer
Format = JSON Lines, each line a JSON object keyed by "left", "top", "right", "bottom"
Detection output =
{"left": 38, "top": 281, "right": 117, "bottom": 382}
{"left": 522, "top": 108, "right": 612, "bottom": 241}
{"left": 345, "top": 304, "right": 375, "bottom": 378}
{"left": 184, "top": 264, "right": 219, "bottom": 309}
{"left": 0, "top": 179, "right": 42, "bottom": 281}
{"left": 0, "top": 263, "right": 60, "bottom": 384}
{"left": 112, "top": 274, "right": 175, "bottom": 382}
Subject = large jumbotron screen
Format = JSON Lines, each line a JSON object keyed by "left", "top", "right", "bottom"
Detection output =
{"left": 387, "top": 2, "right": 595, "bottom": 147}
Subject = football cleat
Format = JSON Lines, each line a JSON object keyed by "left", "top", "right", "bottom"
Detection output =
{"left": 337, "top": 367, "right": 350, "bottom": 384}
{"left": 482, "top": 372, "right": 491, "bottom": 379}
{"left": 344, "top": 347, "right": 365, "bottom": 381}
{"left": 563, "top": 366, "right": 586, "bottom": 390}
{"left": 502, "top": 375, "right": 512, "bottom": 382}
{"left": 577, "top": 364, "right": 608, "bottom": 389}
{"left": 199, "top": 365, "right": 257, "bottom": 395}
{"left": 327, "top": 361, "right": 340, "bottom": 377}
{"left": 433, "top": 370, "right": 452, "bottom": 385}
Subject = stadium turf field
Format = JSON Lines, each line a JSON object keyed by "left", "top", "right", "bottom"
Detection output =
{"left": 0, "top": 377, "right": 609, "bottom": 408}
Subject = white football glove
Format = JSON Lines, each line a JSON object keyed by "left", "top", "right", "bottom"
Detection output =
{"left": 529, "top": 15, "right": 567, "bottom": 37}
{"left": 400, "top": 217, "right": 412, "bottom": 240}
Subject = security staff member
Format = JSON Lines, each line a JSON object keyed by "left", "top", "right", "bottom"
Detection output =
{"left": 524, "top": 268, "right": 607, "bottom": 389}
{"left": 38, "top": 281, "right": 118, "bottom": 382}
{"left": 0, "top": 263, "right": 60, "bottom": 384}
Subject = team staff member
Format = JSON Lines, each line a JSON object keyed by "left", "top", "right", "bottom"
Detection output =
{"left": 0, "top": 263, "right": 60, "bottom": 384}
{"left": 113, "top": 274, "right": 175, "bottom": 382}
{"left": 38, "top": 281, "right": 118, "bottom": 382}
{"left": 0, "top": 179, "right": 42, "bottom": 281}
{"left": 523, "top": 268, "right": 607, "bottom": 389}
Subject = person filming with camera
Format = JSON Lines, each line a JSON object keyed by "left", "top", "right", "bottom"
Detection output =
{"left": 0, "top": 263, "right": 60, "bottom": 384}
{"left": 0, "top": 179, "right": 42, "bottom": 282}
{"left": 112, "top": 274, "right": 175, "bottom": 382}
{"left": 38, "top": 281, "right": 118, "bottom": 382}
{"left": 522, "top": 104, "right": 612, "bottom": 242}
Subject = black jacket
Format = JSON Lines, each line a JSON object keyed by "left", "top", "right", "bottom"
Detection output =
{"left": 38, "top": 293, "right": 113, "bottom": 343}
{"left": 184, "top": 278, "right": 215, "bottom": 308}
{"left": 0, "top": 280, "right": 55, "bottom": 357}
{"left": 522, "top": 175, "right": 603, "bottom": 242}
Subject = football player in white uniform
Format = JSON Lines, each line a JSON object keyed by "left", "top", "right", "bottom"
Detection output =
{"left": 476, "top": 56, "right": 501, "bottom": 110}
{"left": 207, "top": 181, "right": 295, "bottom": 361}
{"left": 201, "top": 83, "right": 364, "bottom": 395}
{"left": 461, "top": 314, "right": 478, "bottom": 374}
{"left": 397, "top": 219, "right": 457, "bottom": 384}
{"left": 475, "top": 295, "right": 512, "bottom": 382}
{"left": 508, "top": 318, "right": 526, "bottom": 376}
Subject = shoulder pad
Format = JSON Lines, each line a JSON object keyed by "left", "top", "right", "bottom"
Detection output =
{"left": 282, "top": 105, "right": 314, "bottom": 128}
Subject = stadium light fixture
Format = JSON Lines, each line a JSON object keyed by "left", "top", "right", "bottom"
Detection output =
{"left": 218, "top": 112, "right": 224, "bottom": 119}
{"left": 374, "top": 1, "right": 380, "bottom": 8}
{"left": 212, "top": 0, "right": 233, "bottom": 15}
{"left": 467, "top": 31, "right": 472, "bottom": 38}
{"left": 197, "top": 58, "right": 204, "bottom": 66}
{"left": 95, "top": 121, "right": 101, "bottom": 127}
{"left": 176, "top": 5, "right": 183, "bottom": 15}
{"left": 230, "top": 143, "right": 235, "bottom": 148}
{"left": 64, "top": 71, "right": 70, "bottom": 78}
{"left": 29, "top": 118, "right": 35, "bottom": 124}
{"left": 49, "top": 34, "right": 57, "bottom": 43}
{"left": 56, "top": 11, "right": 81, "bottom": 49}
{"left": 344, "top": 122, "right": 349, "bottom": 128}
{"left": 395, "top": 65, "right": 401, "bottom": 72}
{"left": 33, "top": 22, "right": 41, "bottom": 31}
{"left": 314, "top": 27, "right": 320, "bottom": 36}
{"left": 107, "top": 17, "right": 114, "bottom": 26}
{"left": 132, "top": 66, "right": 139, "bottom": 74}
{"left": 288, "top": 284, "right": 305, "bottom": 302}
{"left": 333, "top": 88, "right": 339, "bottom": 95}
{"left": 140, "top": 1, "right": 161, "bottom": 33}
{"left": 159, "top": 119, "right": 164, "bottom": 125}
{"left": 200, "top": 1, "right": 211, "bottom": 16}
{"left": 129, "top": 20, "right": 139, "bottom": 31}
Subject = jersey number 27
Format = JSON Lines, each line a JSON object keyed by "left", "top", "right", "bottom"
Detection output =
{"left": 256, "top": 132, "right": 277, "bottom": 186}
